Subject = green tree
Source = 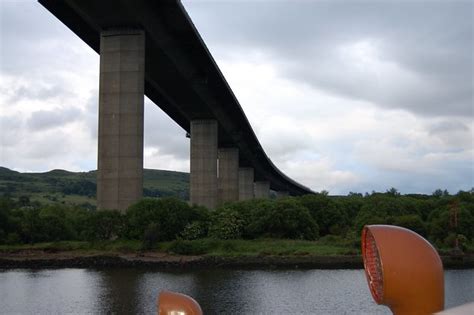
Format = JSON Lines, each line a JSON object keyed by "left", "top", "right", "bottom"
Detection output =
{"left": 265, "top": 198, "right": 319, "bottom": 240}
{"left": 391, "top": 214, "right": 426, "bottom": 236}
{"left": 299, "top": 194, "right": 348, "bottom": 236}
{"left": 124, "top": 197, "right": 198, "bottom": 241}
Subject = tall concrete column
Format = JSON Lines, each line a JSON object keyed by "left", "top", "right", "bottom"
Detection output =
{"left": 190, "top": 120, "right": 218, "bottom": 209}
{"left": 238, "top": 167, "right": 254, "bottom": 201}
{"left": 276, "top": 191, "right": 289, "bottom": 198}
{"left": 218, "top": 148, "right": 239, "bottom": 204}
{"left": 254, "top": 181, "right": 270, "bottom": 199}
{"left": 97, "top": 29, "right": 145, "bottom": 211}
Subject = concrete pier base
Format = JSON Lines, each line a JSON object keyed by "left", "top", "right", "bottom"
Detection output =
{"left": 97, "top": 29, "right": 145, "bottom": 211}
{"left": 218, "top": 148, "right": 239, "bottom": 204}
{"left": 190, "top": 120, "right": 218, "bottom": 209}
{"left": 238, "top": 167, "right": 254, "bottom": 201}
{"left": 254, "top": 181, "right": 270, "bottom": 199}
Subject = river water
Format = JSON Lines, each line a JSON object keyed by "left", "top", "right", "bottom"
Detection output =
{"left": 0, "top": 268, "right": 472, "bottom": 314}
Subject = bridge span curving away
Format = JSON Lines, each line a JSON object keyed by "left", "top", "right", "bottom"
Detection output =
{"left": 39, "top": 0, "right": 314, "bottom": 210}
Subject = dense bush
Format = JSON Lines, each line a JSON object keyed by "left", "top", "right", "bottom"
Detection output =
{"left": 428, "top": 205, "right": 474, "bottom": 246}
{"left": 216, "top": 199, "right": 274, "bottom": 239}
{"left": 263, "top": 199, "right": 318, "bottom": 240}
{"left": 208, "top": 210, "right": 244, "bottom": 240}
{"left": 212, "top": 198, "right": 318, "bottom": 240}
{"left": 61, "top": 180, "right": 96, "bottom": 197}
{"left": 0, "top": 189, "right": 473, "bottom": 252}
{"left": 124, "top": 198, "right": 200, "bottom": 241}
{"left": 85, "top": 210, "right": 124, "bottom": 240}
{"left": 299, "top": 194, "right": 348, "bottom": 236}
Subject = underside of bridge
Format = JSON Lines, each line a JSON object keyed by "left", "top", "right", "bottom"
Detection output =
{"left": 39, "top": 0, "right": 314, "bottom": 211}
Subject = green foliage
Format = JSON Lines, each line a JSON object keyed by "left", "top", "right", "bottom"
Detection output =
{"left": 264, "top": 198, "right": 319, "bottom": 240}
{"left": 212, "top": 198, "right": 318, "bottom": 240}
{"left": 61, "top": 180, "right": 96, "bottom": 197}
{"left": 180, "top": 221, "right": 209, "bottom": 240}
{"left": 299, "top": 194, "right": 347, "bottom": 236}
{"left": 143, "top": 223, "right": 160, "bottom": 249}
{"left": 124, "top": 198, "right": 198, "bottom": 242}
{"left": 165, "top": 239, "right": 352, "bottom": 257}
{"left": 86, "top": 210, "right": 124, "bottom": 240}
{"left": 354, "top": 207, "right": 388, "bottom": 234}
{"left": 217, "top": 199, "right": 274, "bottom": 239}
{"left": 0, "top": 167, "right": 189, "bottom": 206}
{"left": 428, "top": 204, "right": 474, "bottom": 246}
{"left": 391, "top": 214, "right": 426, "bottom": 236}
{"left": 1, "top": 186, "right": 473, "bottom": 253}
{"left": 167, "top": 239, "right": 212, "bottom": 255}
{"left": 209, "top": 210, "right": 244, "bottom": 240}
{"left": 0, "top": 197, "right": 16, "bottom": 242}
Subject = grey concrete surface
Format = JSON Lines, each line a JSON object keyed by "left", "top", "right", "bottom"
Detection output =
{"left": 218, "top": 148, "right": 239, "bottom": 205}
{"left": 217, "top": 148, "right": 239, "bottom": 204}
{"left": 97, "top": 29, "right": 145, "bottom": 211}
{"left": 254, "top": 181, "right": 270, "bottom": 199}
{"left": 190, "top": 120, "right": 218, "bottom": 209}
{"left": 238, "top": 167, "right": 255, "bottom": 200}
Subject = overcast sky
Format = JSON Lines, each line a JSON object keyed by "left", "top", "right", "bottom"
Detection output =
{"left": 0, "top": 0, "right": 472, "bottom": 195}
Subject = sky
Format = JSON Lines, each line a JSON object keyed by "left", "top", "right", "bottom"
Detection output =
{"left": 0, "top": 0, "right": 472, "bottom": 195}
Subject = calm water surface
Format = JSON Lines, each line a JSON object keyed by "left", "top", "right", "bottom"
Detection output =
{"left": 0, "top": 268, "right": 472, "bottom": 314}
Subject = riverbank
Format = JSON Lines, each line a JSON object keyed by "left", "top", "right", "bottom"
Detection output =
{"left": 1, "top": 249, "right": 472, "bottom": 270}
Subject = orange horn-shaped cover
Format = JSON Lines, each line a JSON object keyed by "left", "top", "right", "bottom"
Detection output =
{"left": 157, "top": 291, "right": 203, "bottom": 315}
{"left": 362, "top": 225, "right": 444, "bottom": 315}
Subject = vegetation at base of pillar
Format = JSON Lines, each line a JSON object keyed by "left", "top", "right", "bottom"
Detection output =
{"left": 0, "top": 187, "right": 473, "bottom": 256}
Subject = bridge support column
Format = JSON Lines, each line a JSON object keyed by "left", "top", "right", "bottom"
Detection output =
{"left": 238, "top": 167, "right": 254, "bottom": 201}
{"left": 218, "top": 148, "right": 239, "bottom": 204}
{"left": 190, "top": 120, "right": 218, "bottom": 209}
{"left": 97, "top": 29, "right": 145, "bottom": 211}
{"left": 276, "top": 191, "right": 289, "bottom": 198}
{"left": 254, "top": 181, "right": 270, "bottom": 199}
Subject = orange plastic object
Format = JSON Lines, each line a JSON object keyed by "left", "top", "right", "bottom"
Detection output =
{"left": 362, "top": 225, "right": 444, "bottom": 315}
{"left": 157, "top": 291, "right": 203, "bottom": 315}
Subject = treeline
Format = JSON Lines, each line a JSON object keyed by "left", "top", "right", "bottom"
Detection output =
{"left": 0, "top": 189, "right": 473, "bottom": 252}
{"left": 0, "top": 167, "right": 189, "bottom": 202}
{"left": 2, "top": 179, "right": 186, "bottom": 198}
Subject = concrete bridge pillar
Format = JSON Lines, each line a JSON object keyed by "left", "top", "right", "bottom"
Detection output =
{"left": 238, "top": 167, "right": 254, "bottom": 201}
{"left": 218, "top": 148, "right": 239, "bottom": 204}
{"left": 97, "top": 29, "right": 145, "bottom": 211}
{"left": 190, "top": 120, "right": 218, "bottom": 209}
{"left": 254, "top": 181, "right": 270, "bottom": 199}
{"left": 276, "top": 191, "right": 289, "bottom": 198}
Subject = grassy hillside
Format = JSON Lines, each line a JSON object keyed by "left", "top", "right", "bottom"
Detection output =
{"left": 0, "top": 167, "right": 189, "bottom": 207}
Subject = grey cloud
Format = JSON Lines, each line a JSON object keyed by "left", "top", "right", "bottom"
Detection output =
{"left": 1, "top": 1, "right": 92, "bottom": 76}
{"left": 428, "top": 120, "right": 470, "bottom": 135}
{"left": 427, "top": 119, "right": 472, "bottom": 149}
{"left": 27, "top": 107, "right": 82, "bottom": 131}
{"left": 83, "top": 93, "right": 99, "bottom": 139}
{"left": 183, "top": 0, "right": 473, "bottom": 117}
{"left": 23, "top": 131, "right": 72, "bottom": 160}
{"left": 0, "top": 115, "right": 24, "bottom": 148}
{"left": 6, "top": 84, "right": 73, "bottom": 104}
{"left": 144, "top": 99, "right": 189, "bottom": 160}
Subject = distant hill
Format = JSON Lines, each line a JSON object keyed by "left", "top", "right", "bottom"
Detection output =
{"left": 0, "top": 167, "right": 189, "bottom": 207}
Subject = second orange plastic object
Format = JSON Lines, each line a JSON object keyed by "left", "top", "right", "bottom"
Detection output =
{"left": 157, "top": 290, "right": 203, "bottom": 315}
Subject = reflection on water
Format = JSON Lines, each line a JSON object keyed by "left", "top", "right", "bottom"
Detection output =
{"left": 0, "top": 268, "right": 472, "bottom": 314}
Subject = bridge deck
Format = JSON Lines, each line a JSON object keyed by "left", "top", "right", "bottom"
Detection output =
{"left": 38, "top": 0, "right": 313, "bottom": 195}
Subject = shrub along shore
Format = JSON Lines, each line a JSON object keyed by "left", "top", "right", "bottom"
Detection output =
{"left": 0, "top": 189, "right": 473, "bottom": 269}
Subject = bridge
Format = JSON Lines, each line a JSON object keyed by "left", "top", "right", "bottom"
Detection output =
{"left": 39, "top": 0, "right": 314, "bottom": 211}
